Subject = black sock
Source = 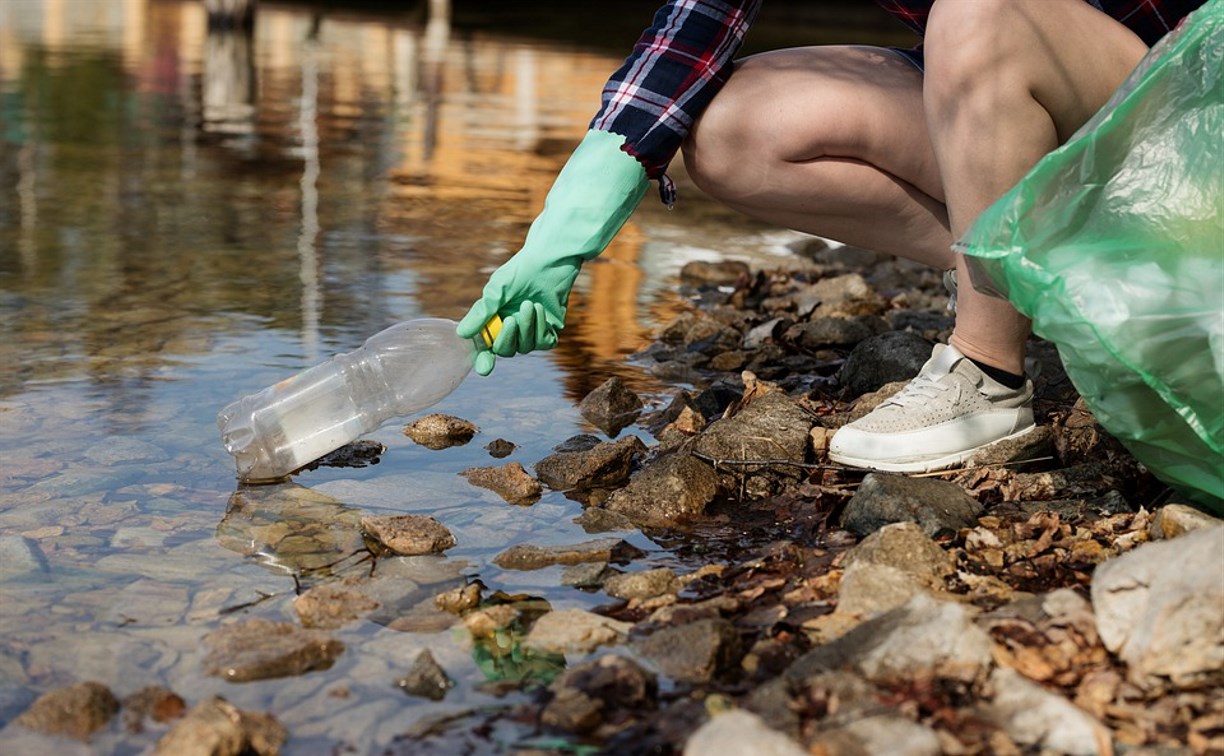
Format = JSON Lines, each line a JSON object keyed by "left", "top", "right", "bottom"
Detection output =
{"left": 969, "top": 357, "right": 1026, "bottom": 389}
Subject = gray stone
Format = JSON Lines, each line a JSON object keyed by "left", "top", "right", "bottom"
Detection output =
{"left": 603, "top": 567, "right": 678, "bottom": 601}
{"left": 492, "top": 537, "right": 645, "bottom": 571}
{"left": 361, "top": 514, "right": 455, "bottom": 556}
{"left": 843, "top": 521, "right": 955, "bottom": 588}
{"left": 841, "top": 473, "right": 983, "bottom": 537}
{"left": 578, "top": 376, "right": 644, "bottom": 436}
{"left": 683, "top": 710, "right": 808, "bottom": 756}
{"left": 603, "top": 452, "right": 720, "bottom": 528}
{"left": 525, "top": 609, "right": 633, "bottom": 654}
{"left": 534, "top": 435, "right": 646, "bottom": 491}
{"left": 1091, "top": 525, "right": 1224, "bottom": 689}
{"left": 396, "top": 649, "right": 454, "bottom": 701}
{"left": 633, "top": 618, "right": 740, "bottom": 684}
{"left": 154, "top": 696, "right": 285, "bottom": 756}
{"left": 574, "top": 507, "right": 634, "bottom": 534}
{"left": 402, "top": 413, "right": 478, "bottom": 450}
{"left": 14, "top": 681, "right": 118, "bottom": 741}
{"left": 203, "top": 619, "right": 344, "bottom": 682}
{"left": 787, "top": 593, "right": 993, "bottom": 684}
{"left": 967, "top": 425, "right": 1056, "bottom": 467}
{"left": 839, "top": 331, "right": 933, "bottom": 396}
{"left": 692, "top": 391, "right": 812, "bottom": 481}
{"left": 459, "top": 462, "right": 542, "bottom": 505}
{"left": 979, "top": 667, "right": 1108, "bottom": 756}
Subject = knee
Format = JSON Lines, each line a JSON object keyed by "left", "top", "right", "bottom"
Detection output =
{"left": 924, "top": 0, "right": 1017, "bottom": 105}
{"left": 681, "top": 85, "right": 758, "bottom": 201}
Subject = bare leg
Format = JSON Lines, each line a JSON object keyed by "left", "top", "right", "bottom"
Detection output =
{"left": 924, "top": 0, "right": 1148, "bottom": 373}
{"left": 683, "top": 45, "right": 955, "bottom": 271}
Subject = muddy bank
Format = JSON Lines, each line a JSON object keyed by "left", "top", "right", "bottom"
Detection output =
{"left": 9, "top": 240, "right": 1221, "bottom": 754}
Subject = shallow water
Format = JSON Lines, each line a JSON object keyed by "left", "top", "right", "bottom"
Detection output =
{"left": 0, "top": 1, "right": 911, "bottom": 751}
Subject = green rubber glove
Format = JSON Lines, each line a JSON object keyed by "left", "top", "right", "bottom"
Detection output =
{"left": 457, "top": 129, "right": 650, "bottom": 375}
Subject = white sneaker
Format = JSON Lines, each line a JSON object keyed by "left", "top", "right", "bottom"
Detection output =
{"left": 828, "top": 344, "right": 1034, "bottom": 473}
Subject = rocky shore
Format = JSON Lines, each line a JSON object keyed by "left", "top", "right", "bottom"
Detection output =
{"left": 11, "top": 240, "right": 1223, "bottom": 754}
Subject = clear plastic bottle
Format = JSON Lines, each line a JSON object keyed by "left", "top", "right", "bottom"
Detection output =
{"left": 217, "top": 317, "right": 494, "bottom": 483}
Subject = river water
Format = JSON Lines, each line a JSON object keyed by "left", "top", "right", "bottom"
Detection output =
{"left": 0, "top": 1, "right": 913, "bottom": 752}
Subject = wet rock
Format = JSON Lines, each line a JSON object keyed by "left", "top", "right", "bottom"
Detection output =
{"left": 534, "top": 435, "right": 647, "bottom": 491}
{"left": 122, "top": 686, "right": 186, "bottom": 733}
{"left": 632, "top": 618, "right": 740, "bottom": 684}
{"left": 154, "top": 696, "right": 285, "bottom": 756}
{"left": 787, "top": 593, "right": 993, "bottom": 685}
{"left": 840, "top": 473, "right": 983, "bottom": 538}
{"left": 561, "top": 561, "right": 612, "bottom": 588}
{"left": 459, "top": 462, "right": 542, "bottom": 505}
{"left": 1091, "top": 525, "right": 1224, "bottom": 689}
{"left": 434, "top": 582, "right": 482, "bottom": 614}
{"left": 604, "top": 567, "right": 678, "bottom": 601}
{"left": 361, "top": 514, "right": 455, "bottom": 556}
{"left": 574, "top": 507, "right": 634, "bottom": 533}
{"left": 579, "top": 376, "right": 644, "bottom": 436}
{"left": 525, "top": 608, "right": 633, "bottom": 654}
{"left": 492, "top": 537, "right": 645, "bottom": 571}
{"left": 683, "top": 709, "right": 807, "bottom": 756}
{"left": 484, "top": 438, "right": 517, "bottom": 458}
{"left": 810, "top": 714, "right": 942, "bottom": 756}
{"left": 14, "top": 681, "right": 119, "bottom": 741}
{"left": 84, "top": 436, "right": 169, "bottom": 465}
{"left": 979, "top": 667, "right": 1109, "bottom": 756}
{"left": 402, "top": 413, "right": 478, "bottom": 450}
{"left": 293, "top": 580, "right": 381, "bottom": 629}
{"left": 541, "top": 655, "right": 657, "bottom": 734}
{"left": 203, "top": 618, "right": 344, "bottom": 682}
{"left": 692, "top": 391, "right": 812, "bottom": 482}
{"left": 680, "top": 259, "right": 751, "bottom": 286}
{"left": 396, "top": 650, "right": 454, "bottom": 701}
{"left": 603, "top": 452, "right": 720, "bottom": 528}
{"left": 838, "top": 331, "right": 933, "bottom": 396}
{"left": 1148, "top": 503, "right": 1222, "bottom": 540}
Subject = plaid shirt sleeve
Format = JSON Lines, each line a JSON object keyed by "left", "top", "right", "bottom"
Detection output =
{"left": 874, "top": 0, "right": 1204, "bottom": 47}
{"left": 590, "top": 0, "right": 762, "bottom": 205}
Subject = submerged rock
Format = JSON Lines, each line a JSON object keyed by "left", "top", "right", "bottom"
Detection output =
{"left": 14, "top": 681, "right": 119, "bottom": 741}
{"left": 361, "top": 514, "right": 455, "bottom": 556}
{"left": 203, "top": 619, "right": 344, "bottom": 682}
{"left": 154, "top": 696, "right": 285, "bottom": 756}
{"left": 293, "top": 580, "right": 381, "bottom": 629}
{"left": 121, "top": 686, "right": 186, "bottom": 733}
{"left": 396, "top": 650, "right": 454, "bottom": 701}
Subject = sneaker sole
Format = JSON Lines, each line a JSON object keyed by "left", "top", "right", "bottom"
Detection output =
{"left": 828, "top": 424, "right": 1038, "bottom": 474}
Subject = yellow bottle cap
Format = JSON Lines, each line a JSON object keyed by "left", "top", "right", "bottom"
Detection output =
{"left": 479, "top": 315, "right": 503, "bottom": 348}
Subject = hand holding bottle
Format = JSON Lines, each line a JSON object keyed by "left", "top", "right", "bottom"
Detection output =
{"left": 457, "top": 129, "right": 650, "bottom": 375}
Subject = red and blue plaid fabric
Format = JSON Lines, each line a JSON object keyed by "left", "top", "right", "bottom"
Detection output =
{"left": 594, "top": 0, "right": 1204, "bottom": 204}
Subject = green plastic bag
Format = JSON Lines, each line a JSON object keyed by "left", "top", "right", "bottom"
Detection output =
{"left": 956, "top": 0, "right": 1224, "bottom": 512}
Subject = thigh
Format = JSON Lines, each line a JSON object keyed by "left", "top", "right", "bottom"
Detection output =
{"left": 685, "top": 44, "right": 945, "bottom": 204}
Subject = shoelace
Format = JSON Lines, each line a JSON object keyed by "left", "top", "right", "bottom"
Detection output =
{"left": 886, "top": 372, "right": 957, "bottom": 408}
